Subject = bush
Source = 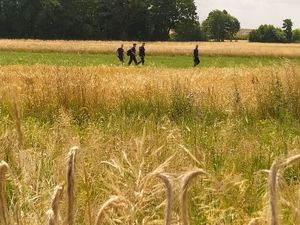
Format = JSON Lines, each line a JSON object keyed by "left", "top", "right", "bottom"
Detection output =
{"left": 293, "top": 29, "right": 300, "bottom": 42}
{"left": 249, "top": 25, "right": 287, "bottom": 43}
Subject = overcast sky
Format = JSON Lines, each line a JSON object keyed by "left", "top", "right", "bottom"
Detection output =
{"left": 195, "top": 0, "right": 300, "bottom": 29}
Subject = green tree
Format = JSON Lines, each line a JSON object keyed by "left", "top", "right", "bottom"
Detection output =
{"left": 203, "top": 9, "right": 240, "bottom": 41}
{"left": 293, "top": 29, "right": 300, "bottom": 42}
{"left": 282, "top": 19, "right": 293, "bottom": 42}
{"left": 173, "top": 0, "right": 204, "bottom": 41}
{"left": 249, "top": 25, "right": 287, "bottom": 43}
{"left": 225, "top": 16, "right": 240, "bottom": 41}
{"left": 174, "top": 21, "right": 206, "bottom": 41}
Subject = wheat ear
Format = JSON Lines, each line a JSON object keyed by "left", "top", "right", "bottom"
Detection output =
{"left": 0, "top": 161, "right": 9, "bottom": 225}
{"left": 47, "top": 185, "right": 64, "bottom": 225}
{"left": 67, "top": 147, "right": 78, "bottom": 225}
{"left": 156, "top": 173, "right": 173, "bottom": 225}
{"left": 94, "top": 196, "right": 122, "bottom": 225}
{"left": 268, "top": 154, "right": 300, "bottom": 225}
{"left": 269, "top": 162, "right": 279, "bottom": 225}
{"left": 180, "top": 169, "right": 208, "bottom": 225}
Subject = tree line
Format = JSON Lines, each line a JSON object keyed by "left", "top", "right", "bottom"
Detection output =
{"left": 0, "top": 0, "right": 242, "bottom": 41}
{"left": 0, "top": 0, "right": 200, "bottom": 40}
{"left": 3, "top": 0, "right": 297, "bottom": 44}
{"left": 249, "top": 19, "right": 300, "bottom": 43}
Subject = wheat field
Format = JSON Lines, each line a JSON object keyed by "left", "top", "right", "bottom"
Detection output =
{"left": 0, "top": 39, "right": 300, "bottom": 57}
{"left": 0, "top": 41, "right": 300, "bottom": 225}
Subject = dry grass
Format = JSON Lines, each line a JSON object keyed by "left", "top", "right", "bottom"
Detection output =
{"left": 0, "top": 161, "right": 9, "bottom": 225}
{"left": 0, "top": 39, "right": 300, "bottom": 57}
{"left": 0, "top": 64, "right": 299, "bottom": 113}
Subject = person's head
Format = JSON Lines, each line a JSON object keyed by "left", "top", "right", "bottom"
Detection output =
{"left": 195, "top": 45, "right": 198, "bottom": 49}
{"left": 121, "top": 44, "right": 123, "bottom": 48}
{"left": 142, "top": 43, "right": 145, "bottom": 47}
{"left": 133, "top": 43, "right": 137, "bottom": 47}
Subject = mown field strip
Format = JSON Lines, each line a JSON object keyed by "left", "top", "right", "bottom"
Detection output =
{"left": 0, "top": 50, "right": 300, "bottom": 68}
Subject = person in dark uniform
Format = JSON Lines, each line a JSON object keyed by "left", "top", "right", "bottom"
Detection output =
{"left": 138, "top": 43, "right": 146, "bottom": 65}
{"left": 128, "top": 43, "right": 138, "bottom": 66}
{"left": 117, "top": 44, "right": 124, "bottom": 65}
{"left": 193, "top": 45, "right": 200, "bottom": 67}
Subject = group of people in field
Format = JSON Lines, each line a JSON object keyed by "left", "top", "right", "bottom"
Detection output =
{"left": 116, "top": 43, "right": 201, "bottom": 67}
{"left": 117, "top": 43, "right": 145, "bottom": 66}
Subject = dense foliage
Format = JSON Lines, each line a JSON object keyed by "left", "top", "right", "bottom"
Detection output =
{"left": 249, "top": 19, "right": 299, "bottom": 43}
{"left": 249, "top": 25, "right": 287, "bottom": 43}
{"left": 293, "top": 29, "right": 300, "bottom": 42}
{"left": 0, "top": 0, "right": 204, "bottom": 41}
{"left": 202, "top": 10, "right": 240, "bottom": 41}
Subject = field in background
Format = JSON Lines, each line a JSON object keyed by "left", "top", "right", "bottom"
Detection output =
{"left": 1, "top": 39, "right": 300, "bottom": 57}
{"left": 0, "top": 41, "right": 300, "bottom": 224}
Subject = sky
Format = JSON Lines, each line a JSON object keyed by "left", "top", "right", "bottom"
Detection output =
{"left": 195, "top": 0, "right": 300, "bottom": 29}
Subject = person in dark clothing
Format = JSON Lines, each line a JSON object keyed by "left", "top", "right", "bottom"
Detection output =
{"left": 193, "top": 45, "right": 200, "bottom": 67}
{"left": 117, "top": 44, "right": 124, "bottom": 65}
{"left": 128, "top": 43, "right": 138, "bottom": 66}
{"left": 138, "top": 43, "right": 146, "bottom": 65}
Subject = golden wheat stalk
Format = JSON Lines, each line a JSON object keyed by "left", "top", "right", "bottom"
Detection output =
{"left": 248, "top": 217, "right": 263, "bottom": 225}
{"left": 47, "top": 210, "right": 55, "bottom": 225}
{"left": 12, "top": 100, "right": 23, "bottom": 150}
{"left": 269, "top": 162, "right": 279, "bottom": 225}
{"left": 47, "top": 185, "right": 64, "bottom": 225}
{"left": 0, "top": 161, "right": 9, "bottom": 225}
{"left": 180, "top": 169, "right": 208, "bottom": 225}
{"left": 268, "top": 154, "right": 300, "bottom": 225}
{"left": 280, "top": 154, "right": 300, "bottom": 167}
{"left": 94, "top": 196, "right": 122, "bottom": 225}
{"left": 67, "top": 147, "right": 78, "bottom": 225}
{"left": 156, "top": 173, "right": 173, "bottom": 225}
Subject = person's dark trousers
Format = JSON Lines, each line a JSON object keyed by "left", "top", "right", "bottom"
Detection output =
{"left": 138, "top": 56, "right": 145, "bottom": 65}
{"left": 118, "top": 56, "right": 124, "bottom": 65}
{"left": 194, "top": 57, "right": 200, "bottom": 67}
{"left": 128, "top": 55, "right": 138, "bottom": 65}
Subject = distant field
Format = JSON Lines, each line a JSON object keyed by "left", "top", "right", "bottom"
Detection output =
{"left": 0, "top": 50, "right": 300, "bottom": 68}
{"left": 1, "top": 39, "right": 300, "bottom": 57}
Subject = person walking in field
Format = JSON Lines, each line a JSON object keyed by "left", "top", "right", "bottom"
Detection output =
{"left": 127, "top": 43, "right": 138, "bottom": 66}
{"left": 117, "top": 44, "right": 124, "bottom": 65}
{"left": 193, "top": 45, "right": 200, "bottom": 67}
{"left": 138, "top": 43, "right": 146, "bottom": 65}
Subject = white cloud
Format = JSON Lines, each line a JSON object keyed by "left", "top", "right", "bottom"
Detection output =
{"left": 195, "top": 0, "right": 300, "bottom": 28}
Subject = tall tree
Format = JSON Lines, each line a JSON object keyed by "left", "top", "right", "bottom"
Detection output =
{"left": 203, "top": 9, "right": 240, "bottom": 42}
{"left": 282, "top": 19, "right": 293, "bottom": 43}
{"left": 148, "top": 0, "right": 178, "bottom": 40}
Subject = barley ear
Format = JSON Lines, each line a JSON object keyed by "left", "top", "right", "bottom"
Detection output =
{"left": 67, "top": 147, "right": 78, "bottom": 225}
{"left": 156, "top": 173, "right": 173, "bottom": 225}
{"left": 180, "top": 169, "right": 207, "bottom": 225}
{"left": 269, "top": 162, "right": 279, "bottom": 225}
{"left": 0, "top": 161, "right": 9, "bottom": 225}
{"left": 47, "top": 185, "right": 64, "bottom": 225}
{"left": 94, "top": 196, "right": 121, "bottom": 225}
